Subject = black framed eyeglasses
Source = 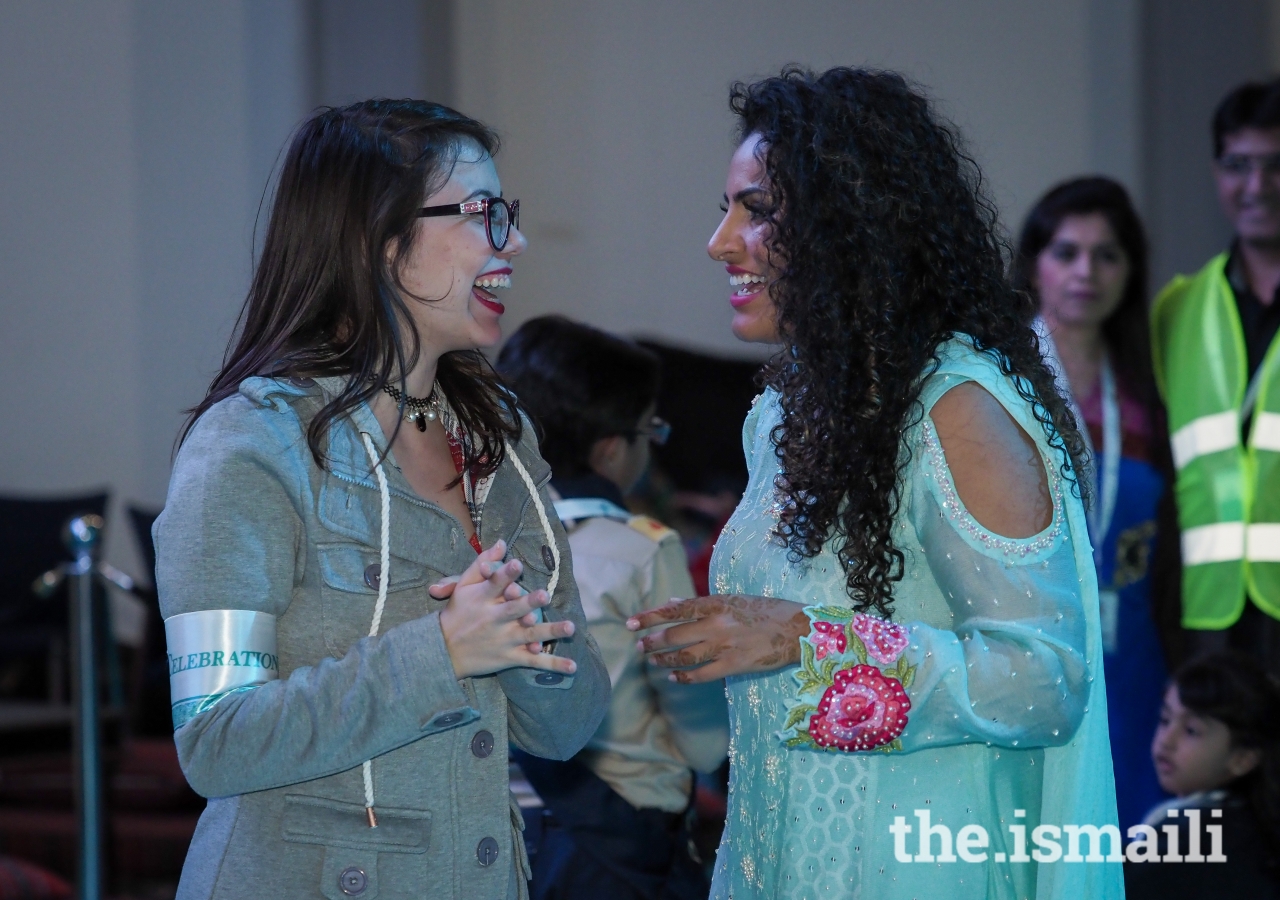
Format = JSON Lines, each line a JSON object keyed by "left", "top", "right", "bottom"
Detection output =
{"left": 636, "top": 416, "right": 672, "bottom": 447}
{"left": 417, "top": 197, "right": 520, "bottom": 251}
{"left": 1216, "top": 153, "right": 1280, "bottom": 179}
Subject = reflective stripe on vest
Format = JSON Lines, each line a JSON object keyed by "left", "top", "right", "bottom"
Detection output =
{"left": 1255, "top": 411, "right": 1280, "bottom": 452}
{"left": 1171, "top": 411, "right": 1239, "bottom": 469}
{"left": 1250, "top": 524, "right": 1280, "bottom": 562}
{"left": 1181, "top": 522, "right": 1245, "bottom": 565}
{"left": 1152, "top": 252, "right": 1280, "bottom": 626}
{"left": 1181, "top": 523, "right": 1280, "bottom": 565}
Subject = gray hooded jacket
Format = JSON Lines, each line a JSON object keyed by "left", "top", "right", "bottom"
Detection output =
{"left": 155, "top": 375, "right": 610, "bottom": 900}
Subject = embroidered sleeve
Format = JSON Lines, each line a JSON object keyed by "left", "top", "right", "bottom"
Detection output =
{"left": 779, "top": 606, "right": 916, "bottom": 753}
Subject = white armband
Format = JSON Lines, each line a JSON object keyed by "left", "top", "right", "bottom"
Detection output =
{"left": 165, "top": 609, "right": 279, "bottom": 729}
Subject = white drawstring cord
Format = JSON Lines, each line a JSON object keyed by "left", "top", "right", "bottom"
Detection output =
{"left": 506, "top": 443, "right": 560, "bottom": 601}
{"left": 360, "top": 432, "right": 391, "bottom": 827}
{"left": 352, "top": 430, "right": 557, "bottom": 829}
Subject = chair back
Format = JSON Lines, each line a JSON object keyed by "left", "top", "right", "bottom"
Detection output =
{"left": 126, "top": 505, "right": 160, "bottom": 591}
{"left": 0, "top": 492, "right": 109, "bottom": 700}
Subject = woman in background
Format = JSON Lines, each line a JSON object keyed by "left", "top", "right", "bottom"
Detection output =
{"left": 1015, "top": 177, "right": 1173, "bottom": 830}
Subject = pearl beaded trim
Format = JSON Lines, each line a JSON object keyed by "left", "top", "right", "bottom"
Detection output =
{"left": 920, "top": 418, "right": 1065, "bottom": 563}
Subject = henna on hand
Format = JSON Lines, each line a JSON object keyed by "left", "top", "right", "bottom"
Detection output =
{"left": 628, "top": 594, "right": 809, "bottom": 682}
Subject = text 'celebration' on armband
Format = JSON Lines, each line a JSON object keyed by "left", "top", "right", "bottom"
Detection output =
{"left": 164, "top": 609, "right": 279, "bottom": 729}
{"left": 777, "top": 607, "right": 915, "bottom": 754}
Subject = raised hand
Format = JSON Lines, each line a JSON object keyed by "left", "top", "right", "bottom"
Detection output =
{"left": 626, "top": 594, "right": 809, "bottom": 683}
{"left": 430, "top": 540, "right": 576, "bottom": 679}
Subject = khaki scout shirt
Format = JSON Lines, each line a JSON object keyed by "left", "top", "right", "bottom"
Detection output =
{"left": 565, "top": 513, "right": 729, "bottom": 812}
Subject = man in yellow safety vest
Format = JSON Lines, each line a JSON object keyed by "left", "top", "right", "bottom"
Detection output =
{"left": 1152, "top": 77, "right": 1280, "bottom": 671}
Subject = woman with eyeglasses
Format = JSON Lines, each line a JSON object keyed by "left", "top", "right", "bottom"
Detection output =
{"left": 154, "top": 100, "right": 609, "bottom": 900}
{"left": 628, "top": 68, "right": 1122, "bottom": 899}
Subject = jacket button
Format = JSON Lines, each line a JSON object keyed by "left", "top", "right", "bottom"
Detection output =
{"left": 470, "top": 729, "right": 494, "bottom": 758}
{"left": 433, "top": 711, "right": 463, "bottom": 728}
{"left": 363, "top": 563, "right": 381, "bottom": 590}
{"left": 287, "top": 376, "right": 315, "bottom": 388}
{"left": 338, "top": 866, "right": 366, "bottom": 895}
{"left": 476, "top": 836, "right": 500, "bottom": 867}
{"left": 541, "top": 545, "right": 555, "bottom": 569}
{"left": 534, "top": 672, "right": 564, "bottom": 686}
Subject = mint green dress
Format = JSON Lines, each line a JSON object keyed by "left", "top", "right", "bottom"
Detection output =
{"left": 709, "top": 337, "right": 1122, "bottom": 899}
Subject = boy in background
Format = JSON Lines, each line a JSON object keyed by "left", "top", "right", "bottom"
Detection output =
{"left": 498, "top": 315, "right": 728, "bottom": 900}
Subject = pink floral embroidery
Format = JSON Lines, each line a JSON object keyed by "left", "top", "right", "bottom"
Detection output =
{"left": 809, "top": 620, "right": 847, "bottom": 660}
{"left": 808, "top": 665, "right": 911, "bottom": 751}
{"left": 850, "top": 613, "right": 909, "bottom": 665}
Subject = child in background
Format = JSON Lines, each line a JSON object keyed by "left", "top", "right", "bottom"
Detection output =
{"left": 1126, "top": 651, "right": 1280, "bottom": 898}
{"left": 497, "top": 315, "right": 729, "bottom": 900}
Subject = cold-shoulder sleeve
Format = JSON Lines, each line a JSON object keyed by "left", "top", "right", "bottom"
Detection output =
{"left": 779, "top": 383, "right": 1091, "bottom": 755}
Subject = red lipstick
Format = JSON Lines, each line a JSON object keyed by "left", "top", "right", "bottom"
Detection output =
{"left": 472, "top": 290, "right": 505, "bottom": 315}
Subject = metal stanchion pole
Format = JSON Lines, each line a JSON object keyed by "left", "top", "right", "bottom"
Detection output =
{"left": 33, "top": 514, "right": 144, "bottom": 899}
{"left": 66, "top": 515, "right": 104, "bottom": 900}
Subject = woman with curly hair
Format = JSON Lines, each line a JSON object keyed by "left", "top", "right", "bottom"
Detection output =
{"left": 629, "top": 68, "right": 1122, "bottom": 898}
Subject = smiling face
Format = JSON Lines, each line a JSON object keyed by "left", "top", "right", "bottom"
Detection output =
{"left": 1215, "top": 127, "right": 1280, "bottom": 247}
{"left": 1034, "top": 212, "right": 1131, "bottom": 332}
{"left": 707, "top": 133, "right": 782, "bottom": 344}
{"left": 396, "top": 144, "right": 527, "bottom": 356}
{"left": 1151, "top": 684, "right": 1260, "bottom": 797}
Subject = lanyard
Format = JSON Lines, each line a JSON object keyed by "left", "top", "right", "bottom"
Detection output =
{"left": 1063, "top": 353, "right": 1122, "bottom": 652}
{"left": 1034, "top": 318, "right": 1120, "bottom": 565}
{"left": 1078, "top": 355, "right": 1121, "bottom": 566}
{"left": 1037, "top": 321, "right": 1125, "bottom": 650}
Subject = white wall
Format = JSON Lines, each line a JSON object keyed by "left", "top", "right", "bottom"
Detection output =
{"left": 132, "top": 0, "right": 321, "bottom": 510}
{"left": 456, "top": 0, "right": 1141, "bottom": 356}
{"left": 314, "top": 0, "right": 452, "bottom": 106}
{"left": 0, "top": 0, "right": 1150, "bottom": 576}
{"left": 0, "top": 1, "right": 312, "bottom": 575}
{"left": 0, "top": 2, "right": 145, "bottom": 570}
{"left": 0, "top": 0, "right": 463, "bottom": 577}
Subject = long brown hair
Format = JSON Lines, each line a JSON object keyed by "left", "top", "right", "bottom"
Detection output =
{"left": 183, "top": 99, "right": 520, "bottom": 473}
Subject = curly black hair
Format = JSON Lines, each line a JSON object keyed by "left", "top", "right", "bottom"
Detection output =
{"left": 731, "top": 66, "right": 1087, "bottom": 617}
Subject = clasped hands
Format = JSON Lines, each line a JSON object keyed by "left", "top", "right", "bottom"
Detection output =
{"left": 626, "top": 594, "right": 810, "bottom": 683}
{"left": 429, "top": 539, "right": 577, "bottom": 680}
